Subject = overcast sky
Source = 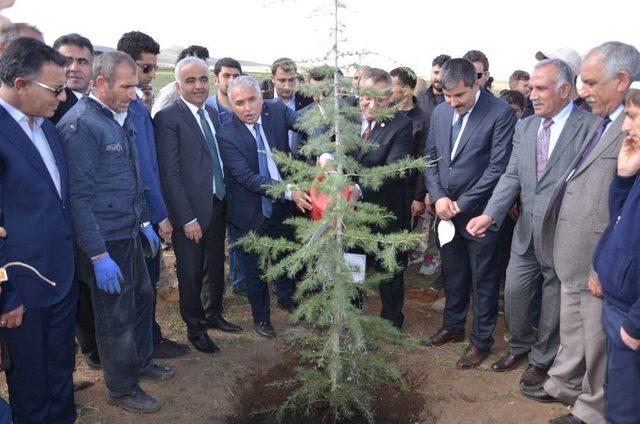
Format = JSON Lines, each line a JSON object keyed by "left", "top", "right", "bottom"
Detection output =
{"left": 5, "top": 0, "right": 639, "bottom": 80}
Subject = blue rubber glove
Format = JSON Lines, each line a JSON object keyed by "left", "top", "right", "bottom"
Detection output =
{"left": 92, "top": 254, "right": 123, "bottom": 294}
{"left": 139, "top": 224, "right": 159, "bottom": 258}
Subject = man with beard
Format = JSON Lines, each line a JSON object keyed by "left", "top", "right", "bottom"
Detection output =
{"left": 205, "top": 57, "right": 242, "bottom": 126}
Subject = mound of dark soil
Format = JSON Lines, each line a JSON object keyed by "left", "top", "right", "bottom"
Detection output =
{"left": 227, "top": 355, "right": 431, "bottom": 424}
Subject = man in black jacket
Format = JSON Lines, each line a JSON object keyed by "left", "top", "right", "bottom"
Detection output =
{"left": 355, "top": 68, "right": 413, "bottom": 328}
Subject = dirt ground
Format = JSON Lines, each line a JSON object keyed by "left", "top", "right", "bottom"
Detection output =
{"left": 1, "top": 250, "right": 569, "bottom": 423}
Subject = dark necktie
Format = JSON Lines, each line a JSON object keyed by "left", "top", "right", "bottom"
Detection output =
{"left": 536, "top": 118, "right": 554, "bottom": 181}
{"left": 450, "top": 112, "right": 467, "bottom": 147}
{"left": 197, "top": 109, "right": 225, "bottom": 200}
{"left": 572, "top": 116, "right": 612, "bottom": 174}
{"left": 555, "top": 115, "right": 612, "bottom": 209}
{"left": 253, "top": 123, "right": 273, "bottom": 218}
{"left": 363, "top": 120, "right": 373, "bottom": 140}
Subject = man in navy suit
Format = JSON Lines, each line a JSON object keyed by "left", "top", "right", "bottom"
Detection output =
{"left": 0, "top": 38, "right": 77, "bottom": 424}
{"left": 423, "top": 58, "right": 517, "bottom": 369}
{"left": 218, "top": 75, "right": 311, "bottom": 338}
{"left": 156, "top": 57, "right": 242, "bottom": 354}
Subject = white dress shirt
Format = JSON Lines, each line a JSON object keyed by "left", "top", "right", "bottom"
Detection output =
{"left": 537, "top": 101, "right": 573, "bottom": 158}
{"left": 89, "top": 93, "right": 128, "bottom": 126}
{"left": 450, "top": 89, "right": 481, "bottom": 159}
{"left": 244, "top": 117, "right": 293, "bottom": 200}
{"left": 360, "top": 117, "right": 377, "bottom": 136}
{"left": 180, "top": 97, "right": 225, "bottom": 195}
{"left": 0, "top": 97, "right": 61, "bottom": 197}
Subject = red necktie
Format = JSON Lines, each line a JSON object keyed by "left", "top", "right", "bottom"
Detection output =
{"left": 363, "top": 120, "right": 373, "bottom": 140}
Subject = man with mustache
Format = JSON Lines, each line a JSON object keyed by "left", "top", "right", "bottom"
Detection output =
{"left": 466, "top": 59, "right": 599, "bottom": 393}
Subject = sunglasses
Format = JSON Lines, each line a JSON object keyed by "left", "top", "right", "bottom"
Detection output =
{"left": 476, "top": 72, "right": 487, "bottom": 80}
{"left": 28, "top": 80, "right": 66, "bottom": 96}
{"left": 136, "top": 62, "right": 158, "bottom": 74}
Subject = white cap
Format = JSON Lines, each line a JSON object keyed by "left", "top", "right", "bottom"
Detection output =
{"left": 535, "top": 47, "right": 582, "bottom": 76}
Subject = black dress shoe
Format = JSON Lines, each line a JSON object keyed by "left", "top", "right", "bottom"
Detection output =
{"left": 520, "top": 364, "right": 549, "bottom": 388}
{"left": 206, "top": 317, "right": 243, "bottom": 333}
{"left": 520, "top": 385, "right": 563, "bottom": 404}
{"left": 188, "top": 333, "right": 220, "bottom": 354}
{"left": 254, "top": 321, "right": 277, "bottom": 338}
{"left": 549, "top": 413, "right": 585, "bottom": 424}
{"left": 420, "top": 328, "right": 464, "bottom": 347}
{"left": 491, "top": 352, "right": 528, "bottom": 372}
{"left": 153, "top": 337, "right": 191, "bottom": 359}
{"left": 277, "top": 301, "right": 298, "bottom": 314}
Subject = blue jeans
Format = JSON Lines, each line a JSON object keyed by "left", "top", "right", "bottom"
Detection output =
{"left": 78, "top": 236, "right": 154, "bottom": 397}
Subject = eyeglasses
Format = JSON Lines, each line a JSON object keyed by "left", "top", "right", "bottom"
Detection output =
{"left": 28, "top": 80, "right": 67, "bottom": 97}
{"left": 136, "top": 63, "right": 158, "bottom": 74}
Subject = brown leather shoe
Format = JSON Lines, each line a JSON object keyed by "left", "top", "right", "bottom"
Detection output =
{"left": 520, "top": 364, "right": 549, "bottom": 388}
{"left": 421, "top": 328, "right": 464, "bottom": 347}
{"left": 491, "top": 352, "right": 528, "bottom": 372}
{"left": 456, "top": 344, "right": 490, "bottom": 370}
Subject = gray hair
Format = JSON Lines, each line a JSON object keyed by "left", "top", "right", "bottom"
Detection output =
{"left": 0, "top": 23, "right": 42, "bottom": 48}
{"left": 586, "top": 41, "right": 640, "bottom": 81}
{"left": 534, "top": 58, "right": 574, "bottom": 91}
{"left": 174, "top": 56, "right": 209, "bottom": 81}
{"left": 227, "top": 75, "right": 261, "bottom": 102}
{"left": 439, "top": 58, "right": 477, "bottom": 90}
{"left": 91, "top": 51, "right": 136, "bottom": 85}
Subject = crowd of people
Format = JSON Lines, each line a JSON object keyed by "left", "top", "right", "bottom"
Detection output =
{"left": 0, "top": 20, "right": 638, "bottom": 424}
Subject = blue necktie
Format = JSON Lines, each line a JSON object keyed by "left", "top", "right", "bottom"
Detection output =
{"left": 253, "top": 123, "right": 273, "bottom": 218}
{"left": 197, "top": 109, "right": 225, "bottom": 200}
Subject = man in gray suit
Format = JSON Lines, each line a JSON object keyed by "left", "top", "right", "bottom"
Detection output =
{"left": 466, "top": 58, "right": 599, "bottom": 390}
{"left": 520, "top": 42, "right": 640, "bottom": 424}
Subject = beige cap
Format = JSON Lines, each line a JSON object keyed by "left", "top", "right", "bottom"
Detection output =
{"left": 535, "top": 47, "right": 582, "bottom": 76}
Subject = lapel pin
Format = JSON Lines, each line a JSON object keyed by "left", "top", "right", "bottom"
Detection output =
{"left": 380, "top": 122, "right": 385, "bottom": 128}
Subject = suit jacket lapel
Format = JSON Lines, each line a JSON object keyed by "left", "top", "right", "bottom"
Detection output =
{"left": 261, "top": 106, "right": 278, "bottom": 151}
{"left": 538, "top": 109, "right": 582, "bottom": 182}
{"left": 358, "top": 120, "right": 386, "bottom": 162}
{"left": 0, "top": 106, "right": 61, "bottom": 199}
{"left": 575, "top": 112, "right": 624, "bottom": 176}
{"left": 41, "top": 121, "right": 66, "bottom": 201}
{"left": 177, "top": 100, "right": 211, "bottom": 157}
{"left": 452, "top": 93, "right": 488, "bottom": 162}
{"left": 440, "top": 107, "right": 454, "bottom": 164}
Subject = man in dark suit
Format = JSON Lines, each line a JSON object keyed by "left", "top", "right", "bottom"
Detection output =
{"left": 356, "top": 68, "right": 414, "bottom": 328}
{"left": 0, "top": 38, "right": 77, "bottom": 424}
{"left": 218, "top": 75, "right": 311, "bottom": 338}
{"left": 50, "top": 33, "right": 93, "bottom": 125}
{"left": 423, "top": 58, "right": 517, "bottom": 369}
{"left": 156, "top": 57, "right": 242, "bottom": 353}
{"left": 262, "top": 58, "right": 313, "bottom": 154}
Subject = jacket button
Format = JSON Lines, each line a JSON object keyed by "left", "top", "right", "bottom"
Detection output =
{"left": 108, "top": 203, "right": 113, "bottom": 208}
